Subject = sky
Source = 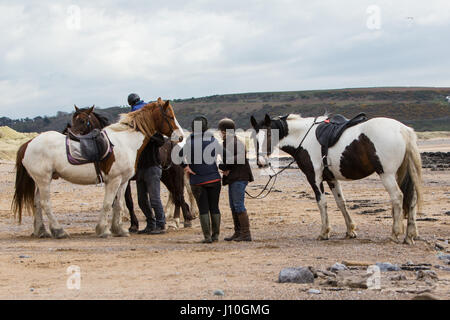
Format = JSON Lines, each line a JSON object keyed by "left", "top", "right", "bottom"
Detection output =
{"left": 0, "top": 0, "right": 449, "bottom": 118}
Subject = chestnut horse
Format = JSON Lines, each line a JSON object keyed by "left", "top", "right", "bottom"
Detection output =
{"left": 12, "top": 98, "right": 184, "bottom": 238}
{"left": 63, "top": 105, "right": 197, "bottom": 232}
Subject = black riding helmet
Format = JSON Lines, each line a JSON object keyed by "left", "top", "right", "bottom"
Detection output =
{"left": 218, "top": 118, "right": 235, "bottom": 131}
{"left": 127, "top": 93, "right": 140, "bottom": 106}
{"left": 191, "top": 116, "right": 208, "bottom": 132}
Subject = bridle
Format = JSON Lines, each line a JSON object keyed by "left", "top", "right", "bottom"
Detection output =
{"left": 245, "top": 117, "right": 321, "bottom": 199}
{"left": 158, "top": 103, "right": 176, "bottom": 133}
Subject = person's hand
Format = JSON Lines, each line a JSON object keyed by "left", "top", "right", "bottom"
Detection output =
{"left": 184, "top": 166, "right": 196, "bottom": 175}
{"left": 222, "top": 170, "right": 230, "bottom": 176}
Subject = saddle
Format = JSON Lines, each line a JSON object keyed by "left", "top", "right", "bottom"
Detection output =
{"left": 315, "top": 113, "right": 368, "bottom": 180}
{"left": 66, "top": 128, "right": 114, "bottom": 183}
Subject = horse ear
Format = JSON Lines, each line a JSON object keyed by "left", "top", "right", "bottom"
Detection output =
{"left": 87, "top": 105, "right": 95, "bottom": 114}
{"left": 74, "top": 104, "right": 79, "bottom": 112}
{"left": 250, "top": 116, "right": 258, "bottom": 129}
{"left": 163, "top": 100, "right": 170, "bottom": 110}
{"left": 264, "top": 114, "right": 271, "bottom": 127}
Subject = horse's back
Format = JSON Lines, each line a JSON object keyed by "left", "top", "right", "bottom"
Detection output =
{"left": 328, "top": 117, "right": 412, "bottom": 179}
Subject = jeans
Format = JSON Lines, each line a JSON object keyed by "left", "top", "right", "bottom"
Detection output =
{"left": 191, "top": 181, "right": 221, "bottom": 216}
{"left": 136, "top": 166, "right": 165, "bottom": 228}
{"left": 228, "top": 181, "right": 248, "bottom": 213}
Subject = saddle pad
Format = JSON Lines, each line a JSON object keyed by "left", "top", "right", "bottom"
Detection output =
{"left": 316, "top": 113, "right": 367, "bottom": 148}
{"left": 66, "top": 129, "right": 113, "bottom": 165}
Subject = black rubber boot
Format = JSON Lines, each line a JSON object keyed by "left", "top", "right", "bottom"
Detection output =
{"left": 224, "top": 212, "right": 240, "bottom": 241}
{"left": 137, "top": 224, "right": 155, "bottom": 234}
{"left": 233, "top": 211, "right": 252, "bottom": 242}
{"left": 211, "top": 214, "right": 221, "bottom": 242}
{"left": 199, "top": 214, "right": 212, "bottom": 243}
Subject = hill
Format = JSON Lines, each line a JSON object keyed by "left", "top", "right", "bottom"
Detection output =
{"left": 1, "top": 87, "right": 449, "bottom": 132}
{"left": 0, "top": 126, "right": 37, "bottom": 161}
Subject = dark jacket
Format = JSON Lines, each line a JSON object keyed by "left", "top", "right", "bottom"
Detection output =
{"left": 219, "top": 134, "right": 254, "bottom": 186}
{"left": 137, "top": 133, "right": 165, "bottom": 169}
{"left": 181, "top": 132, "right": 221, "bottom": 186}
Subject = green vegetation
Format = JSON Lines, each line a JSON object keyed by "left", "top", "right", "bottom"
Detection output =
{"left": 1, "top": 87, "right": 449, "bottom": 132}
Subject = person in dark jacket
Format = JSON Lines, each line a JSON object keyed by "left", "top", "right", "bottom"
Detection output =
{"left": 218, "top": 118, "right": 254, "bottom": 241}
{"left": 127, "top": 93, "right": 167, "bottom": 234}
{"left": 182, "top": 116, "right": 222, "bottom": 243}
{"left": 135, "top": 132, "right": 166, "bottom": 234}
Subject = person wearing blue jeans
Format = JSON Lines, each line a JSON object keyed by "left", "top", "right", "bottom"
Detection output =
{"left": 218, "top": 118, "right": 254, "bottom": 241}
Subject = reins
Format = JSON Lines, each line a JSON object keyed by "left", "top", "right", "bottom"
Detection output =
{"left": 245, "top": 117, "right": 322, "bottom": 199}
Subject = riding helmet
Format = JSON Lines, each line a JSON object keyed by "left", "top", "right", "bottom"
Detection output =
{"left": 191, "top": 116, "right": 208, "bottom": 132}
{"left": 218, "top": 118, "right": 235, "bottom": 131}
{"left": 127, "top": 93, "right": 141, "bottom": 106}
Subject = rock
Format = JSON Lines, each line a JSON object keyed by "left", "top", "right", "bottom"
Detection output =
{"left": 411, "top": 293, "right": 440, "bottom": 300}
{"left": 213, "top": 289, "right": 224, "bottom": 296}
{"left": 342, "top": 275, "right": 370, "bottom": 289}
{"left": 278, "top": 267, "right": 315, "bottom": 284}
{"left": 416, "top": 270, "right": 438, "bottom": 281}
{"left": 307, "top": 289, "right": 321, "bottom": 294}
{"left": 376, "top": 262, "right": 400, "bottom": 272}
{"left": 342, "top": 260, "right": 371, "bottom": 267}
{"left": 19, "top": 255, "right": 31, "bottom": 259}
{"left": 438, "top": 254, "right": 450, "bottom": 263}
{"left": 330, "top": 263, "right": 348, "bottom": 273}
{"left": 434, "top": 265, "right": 450, "bottom": 271}
{"left": 390, "top": 274, "right": 407, "bottom": 281}
{"left": 400, "top": 263, "right": 431, "bottom": 271}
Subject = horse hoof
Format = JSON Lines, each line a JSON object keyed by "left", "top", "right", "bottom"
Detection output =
{"left": 346, "top": 231, "right": 357, "bottom": 239}
{"left": 403, "top": 237, "right": 415, "bottom": 245}
{"left": 97, "top": 232, "right": 111, "bottom": 238}
{"left": 32, "top": 225, "right": 52, "bottom": 238}
{"left": 389, "top": 235, "right": 400, "bottom": 243}
{"left": 184, "top": 222, "right": 193, "bottom": 228}
{"left": 51, "top": 228, "right": 69, "bottom": 239}
{"left": 128, "top": 226, "right": 139, "bottom": 234}
{"left": 317, "top": 235, "right": 329, "bottom": 240}
{"left": 111, "top": 226, "right": 130, "bottom": 237}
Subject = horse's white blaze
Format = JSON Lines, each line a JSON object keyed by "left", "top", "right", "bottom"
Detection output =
{"left": 172, "top": 117, "right": 185, "bottom": 142}
{"left": 256, "top": 129, "right": 269, "bottom": 167}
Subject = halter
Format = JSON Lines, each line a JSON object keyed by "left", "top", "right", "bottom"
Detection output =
{"left": 245, "top": 116, "right": 322, "bottom": 199}
{"left": 158, "top": 103, "right": 176, "bottom": 133}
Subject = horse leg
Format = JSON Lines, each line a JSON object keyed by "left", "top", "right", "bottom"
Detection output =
{"left": 311, "top": 180, "right": 329, "bottom": 240}
{"left": 182, "top": 201, "right": 193, "bottom": 228}
{"left": 326, "top": 180, "right": 357, "bottom": 239}
{"left": 37, "top": 182, "right": 69, "bottom": 239}
{"left": 404, "top": 191, "right": 418, "bottom": 245}
{"left": 96, "top": 178, "right": 121, "bottom": 238}
{"left": 165, "top": 192, "right": 175, "bottom": 219}
{"left": 173, "top": 204, "right": 181, "bottom": 229}
{"left": 111, "top": 182, "right": 130, "bottom": 237}
{"left": 32, "top": 188, "right": 51, "bottom": 238}
{"left": 125, "top": 181, "right": 139, "bottom": 233}
{"left": 380, "top": 173, "right": 404, "bottom": 243}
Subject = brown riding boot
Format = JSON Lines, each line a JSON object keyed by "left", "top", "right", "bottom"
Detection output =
{"left": 233, "top": 211, "right": 252, "bottom": 242}
{"left": 224, "top": 212, "right": 240, "bottom": 241}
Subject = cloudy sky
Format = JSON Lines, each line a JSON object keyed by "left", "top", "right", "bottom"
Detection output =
{"left": 1, "top": 0, "right": 449, "bottom": 118}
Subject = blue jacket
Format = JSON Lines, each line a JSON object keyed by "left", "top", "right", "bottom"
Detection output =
{"left": 182, "top": 132, "right": 221, "bottom": 186}
{"left": 131, "top": 100, "right": 147, "bottom": 112}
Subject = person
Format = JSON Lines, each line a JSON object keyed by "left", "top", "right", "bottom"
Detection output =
{"left": 181, "top": 116, "right": 222, "bottom": 243}
{"left": 218, "top": 118, "right": 254, "bottom": 241}
{"left": 127, "top": 93, "right": 166, "bottom": 234}
{"left": 128, "top": 93, "right": 147, "bottom": 111}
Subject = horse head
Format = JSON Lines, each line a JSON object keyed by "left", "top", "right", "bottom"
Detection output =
{"left": 71, "top": 105, "right": 102, "bottom": 135}
{"left": 250, "top": 114, "right": 274, "bottom": 168}
{"left": 154, "top": 98, "right": 185, "bottom": 143}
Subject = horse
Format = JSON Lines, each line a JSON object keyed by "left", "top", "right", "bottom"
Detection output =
{"left": 12, "top": 98, "right": 184, "bottom": 239}
{"left": 250, "top": 113, "right": 423, "bottom": 245}
{"left": 63, "top": 104, "right": 197, "bottom": 232}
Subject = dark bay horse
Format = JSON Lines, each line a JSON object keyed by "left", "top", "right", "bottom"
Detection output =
{"left": 64, "top": 105, "right": 196, "bottom": 232}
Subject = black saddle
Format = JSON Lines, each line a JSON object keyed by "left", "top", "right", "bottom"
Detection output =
{"left": 315, "top": 113, "right": 368, "bottom": 180}
{"left": 66, "top": 128, "right": 114, "bottom": 183}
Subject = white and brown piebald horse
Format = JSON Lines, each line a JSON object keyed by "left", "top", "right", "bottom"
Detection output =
{"left": 12, "top": 98, "right": 184, "bottom": 239}
{"left": 251, "top": 114, "right": 423, "bottom": 244}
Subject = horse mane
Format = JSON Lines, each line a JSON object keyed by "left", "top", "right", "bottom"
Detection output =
{"left": 108, "top": 100, "right": 162, "bottom": 137}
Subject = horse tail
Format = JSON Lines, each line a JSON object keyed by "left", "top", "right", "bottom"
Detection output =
{"left": 184, "top": 173, "right": 199, "bottom": 219}
{"left": 397, "top": 127, "right": 423, "bottom": 217}
{"left": 12, "top": 139, "right": 35, "bottom": 224}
